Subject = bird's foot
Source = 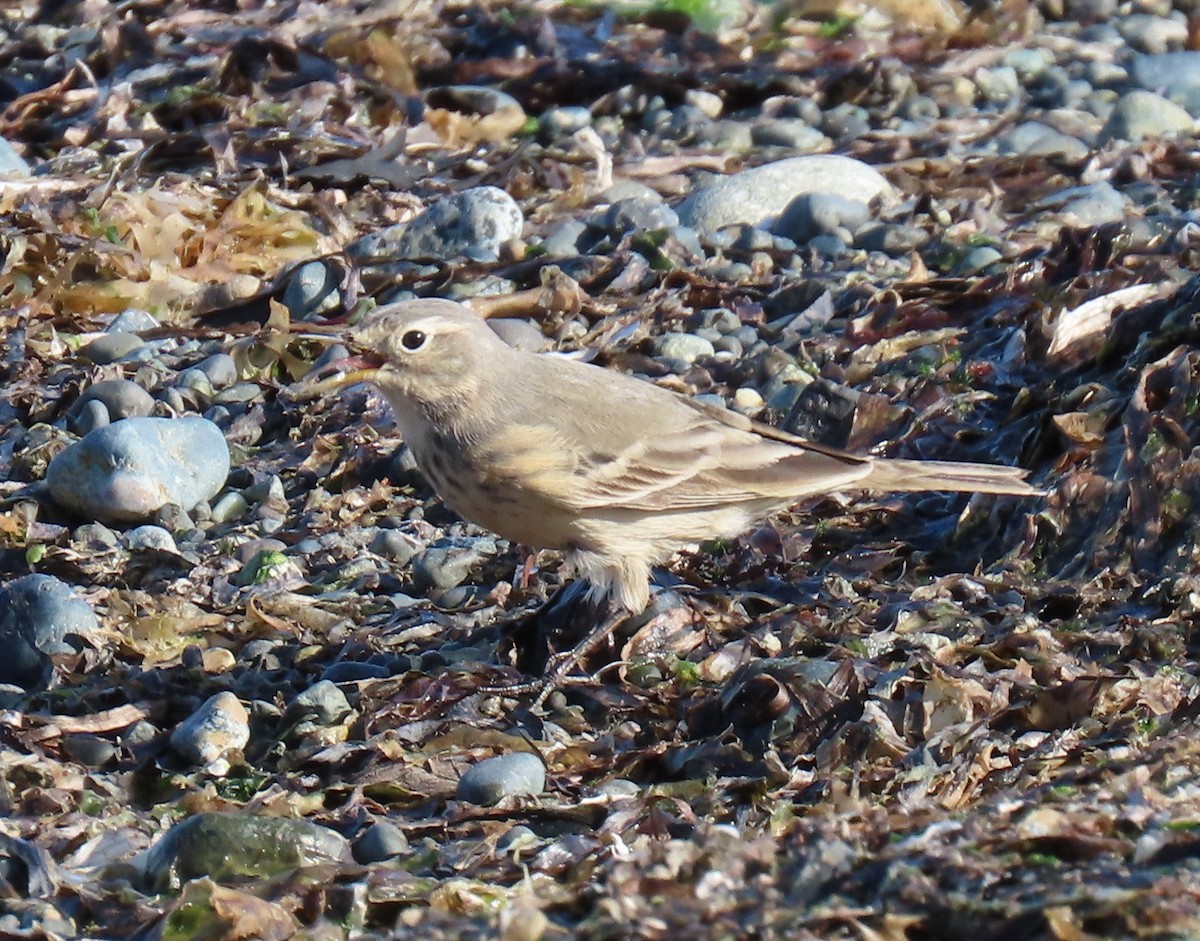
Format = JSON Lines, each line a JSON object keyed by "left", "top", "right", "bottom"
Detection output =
{"left": 479, "top": 608, "right": 628, "bottom": 708}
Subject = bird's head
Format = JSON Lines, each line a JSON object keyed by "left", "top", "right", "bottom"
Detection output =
{"left": 301, "top": 299, "right": 509, "bottom": 414}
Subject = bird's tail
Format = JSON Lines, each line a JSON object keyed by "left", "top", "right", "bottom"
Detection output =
{"left": 859, "top": 458, "right": 1042, "bottom": 496}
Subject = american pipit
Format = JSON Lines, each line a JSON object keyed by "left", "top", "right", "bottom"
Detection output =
{"left": 309, "top": 298, "right": 1038, "bottom": 693}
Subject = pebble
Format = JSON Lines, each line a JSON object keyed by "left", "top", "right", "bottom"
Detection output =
{"left": 70, "top": 379, "right": 155, "bottom": 426}
{"left": 600, "top": 198, "right": 679, "bottom": 235}
{"left": 0, "top": 574, "right": 100, "bottom": 689}
{"left": 353, "top": 822, "right": 411, "bottom": 863}
{"left": 288, "top": 680, "right": 352, "bottom": 725}
{"left": 0, "top": 136, "right": 30, "bottom": 177}
{"left": 73, "top": 398, "right": 110, "bottom": 436}
{"left": 1057, "top": 181, "right": 1128, "bottom": 226}
{"left": 974, "top": 66, "right": 1021, "bottom": 105}
{"left": 456, "top": 753, "right": 546, "bottom": 805}
{"left": 122, "top": 525, "right": 178, "bottom": 552}
{"left": 195, "top": 352, "right": 238, "bottom": 388}
{"left": 143, "top": 812, "right": 351, "bottom": 891}
{"left": 487, "top": 317, "right": 550, "bottom": 352}
{"left": 283, "top": 260, "right": 342, "bottom": 321}
{"left": 73, "top": 522, "right": 119, "bottom": 548}
{"left": 1101, "top": 90, "right": 1195, "bottom": 142}
{"left": 774, "top": 193, "right": 871, "bottom": 244}
{"left": 652, "top": 332, "right": 716, "bottom": 364}
{"left": 675, "top": 155, "right": 893, "bottom": 236}
{"left": 168, "top": 691, "right": 250, "bottom": 773}
{"left": 412, "top": 537, "right": 495, "bottom": 591}
{"left": 106, "top": 308, "right": 160, "bottom": 333}
{"left": 1117, "top": 13, "right": 1188, "bottom": 54}
{"left": 81, "top": 332, "right": 144, "bottom": 364}
{"left": 750, "top": 119, "right": 829, "bottom": 151}
{"left": 46, "top": 417, "right": 230, "bottom": 523}
{"left": 540, "top": 105, "right": 592, "bottom": 140}
{"left": 349, "top": 186, "right": 524, "bottom": 263}
{"left": 369, "top": 528, "right": 422, "bottom": 564}
{"left": 997, "top": 122, "right": 1088, "bottom": 161}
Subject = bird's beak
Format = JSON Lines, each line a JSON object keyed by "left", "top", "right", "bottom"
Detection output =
{"left": 289, "top": 354, "right": 384, "bottom": 400}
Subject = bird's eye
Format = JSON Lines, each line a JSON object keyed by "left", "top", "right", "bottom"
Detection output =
{"left": 400, "top": 330, "right": 427, "bottom": 351}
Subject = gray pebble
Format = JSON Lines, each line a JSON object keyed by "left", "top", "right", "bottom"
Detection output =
{"left": 46, "top": 416, "right": 230, "bottom": 523}
{"left": 750, "top": 119, "right": 828, "bottom": 152}
{"left": 488, "top": 317, "right": 550, "bottom": 352}
{"left": 1118, "top": 13, "right": 1188, "bottom": 54}
{"left": 456, "top": 753, "right": 546, "bottom": 805}
{"left": 412, "top": 537, "right": 493, "bottom": 591}
{"left": 685, "top": 88, "right": 723, "bottom": 119}
{"left": 288, "top": 680, "right": 352, "bottom": 725}
{"left": 1102, "top": 90, "right": 1194, "bottom": 142}
{"left": 652, "top": 332, "right": 715, "bottom": 364}
{"left": 820, "top": 103, "right": 870, "bottom": 139}
{"left": 694, "top": 119, "right": 754, "bottom": 153}
{"left": 71, "top": 379, "right": 155, "bottom": 426}
{"left": 675, "top": 155, "right": 893, "bottom": 236}
{"left": 195, "top": 353, "right": 238, "bottom": 388}
{"left": 539, "top": 219, "right": 590, "bottom": 257}
{"left": 601, "top": 198, "right": 679, "bottom": 235}
{"left": 169, "top": 691, "right": 250, "bottom": 770}
{"left": 213, "top": 381, "right": 262, "bottom": 405}
{"left": 349, "top": 186, "right": 523, "bottom": 263}
{"left": 856, "top": 222, "right": 929, "bottom": 255}
{"left": 106, "top": 309, "right": 160, "bottom": 333}
{"left": 354, "top": 822, "right": 410, "bottom": 863}
{"left": 974, "top": 65, "right": 1021, "bottom": 105}
{"left": 122, "top": 525, "right": 177, "bottom": 552}
{"left": 774, "top": 193, "right": 870, "bottom": 243}
{"left": 1058, "top": 181, "right": 1127, "bottom": 226}
{"left": 369, "top": 528, "right": 421, "bottom": 564}
{"left": 209, "top": 491, "right": 250, "bottom": 524}
{"left": 998, "top": 121, "right": 1089, "bottom": 161}
{"left": 63, "top": 733, "right": 117, "bottom": 768}
{"left": 73, "top": 522, "right": 120, "bottom": 548}
{"left": 81, "top": 332, "right": 145, "bottom": 364}
{"left": 0, "top": 136, "right": 30, "bottom": 178}
{"left": 1003, "top": 47, "right": 1052, "bottom": 81}
{"left": 959, "top": 245, "right": 1004, "bottom": 272}
{"left": 283, "top": 261, "right": 341, "bottom": 321}
{"left": 0, "top": 574, "right": 100, "bottom": 690}
{"left": 73, "top": 399, "right": 110, "bottom": 436}
{"left": 539, "top": 105, "right": 591, "bottom": 140}
{"left": 175, "top": 368, "right": 214, "bottom": 398}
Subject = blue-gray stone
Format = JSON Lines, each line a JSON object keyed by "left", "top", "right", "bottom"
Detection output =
{"left": 195, "top": 353, "right": 238, "bottom": 388}
{"left": 283, "top": 261, "right": 341, "bottom": 321}
{"left": 70, "top": 379, "right": 155, "bottom": 425}
{"left": 81, "top": 332, "right": 145, "bottom": 364}
{"left": 73, "top": 399, "right": 110, "bottom": 437}
{"left": 675, "top": 155, "right": 893, "bottom": 236}
{"left": 0, "top": 574, "right": 99, "bottom": 689}
{"left": 1101, "top": 90, "right": 1194, "bottom": 142}
{"left": 349, "top": 186, "right": 523, "bottom": 263}
{"left": 652, "top": 333, "right": 715, "bottom": 364}
{"left": 600, "top": 198, "right": 679, "bottom": 235}
{"left": 774, "top": 193, "right": 870, "bottom": 243}
{"left": 122, "top": 525, "right": 178, "bottom": 552}
{"left": 47, "top": 417, "right": 230, "bottom": 523}
{"left": 106, "top": 309, "right": 159, "bottom": 333}
{"left": 456, "top": 753, "right": 546, "bottom": 805}
{"left": 0, "top": 137, "right": 30, "bottom": 178}
{"left": 353, "top": 822, "right": 410, "bottom": 863}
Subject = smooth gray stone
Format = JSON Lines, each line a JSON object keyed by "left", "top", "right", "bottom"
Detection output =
{"left": 73, "top": 399, "right": 110, "bottom": 436}
{"left": 105, "top": 309, "right": 159, "bottom": 333}
{"left": 122, "top": 525, "right": 177, "bottom": 552}
{"left": 81, "top": 332, "right": 145, "bottom": 364}
{"left": 652, "top": 332, "right": 715, "bottom": 364}
{"left": 1101, "top": 90, "right": 1194, "bottom": 142}
{"left": 774, "top": 193, "right": 870, "bottom": 243}
{"left": 750, "top": 119, "right": 828, "bottom": 151}
{"left": 0, "top": 137, "right": 29, "bottom": 177}
{"left": 283, "top": 260, "right": 341, "bottom": 321}
{"left": 288, "top": 680, "right": 352, "bottom": 725}
{"left": 71, "top": 379, "right": 155, "bottom": 425}
{"left": 195, "top": 353, "right": 238, "bottom": 388}
{"left": 412, "top": 537, "right": 494, "bottom": 591}
{"left": 675, "top": 155, "right": 893, "bottom": 236}
{"left": 486, "top": 317, "right": 549, "bottom": 352}
{"left": 47, "top": 417, "right": 230, "bottom": 523}
{"left": 0, "top": 574, "right": 99, "bottom": 689}
{"left": 456, "top": 753, "right": 546, "bottom": 805}
{"left": 168, "top": 691, "right": 249, "bottom": 767}
{"left": 353, "top": 822, "right": 410, "bottom": 863}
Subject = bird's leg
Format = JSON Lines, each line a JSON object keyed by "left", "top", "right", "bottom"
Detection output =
{"left": 479, "top": 597, "right": 630, "bottom": 704}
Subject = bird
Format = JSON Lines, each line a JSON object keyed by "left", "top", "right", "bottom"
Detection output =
{"left": 305, "top": 298, "right": 1039, "bottom": 694}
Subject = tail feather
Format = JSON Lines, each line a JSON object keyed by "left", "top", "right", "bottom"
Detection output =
{"left": 860, "top": 458, "right": 1042, "bottom": 497}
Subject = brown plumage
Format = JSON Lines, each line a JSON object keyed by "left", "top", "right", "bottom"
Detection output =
{"left": 322, "top": 298, "right": 1039, "bottom": 613}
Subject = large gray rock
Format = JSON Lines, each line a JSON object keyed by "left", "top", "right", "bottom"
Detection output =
{"left": 46, "top": 417, "right": 230, "bottom": 523}
{"left": 0, "top": 574, "right": 100, "bottom": 689}
{"left": 1101, "top": 90, "right": 1195, "bottom": 142}
{"left": 675, "top": 155, "right": 894, "bottom": 236}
